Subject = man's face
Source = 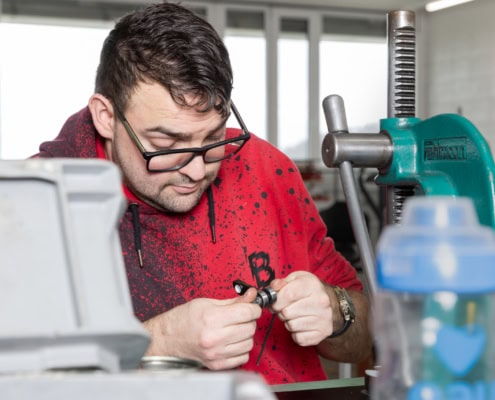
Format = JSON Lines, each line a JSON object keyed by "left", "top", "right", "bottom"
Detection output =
{"left": 111, "top": 82, "right": 226, "bottom": 213}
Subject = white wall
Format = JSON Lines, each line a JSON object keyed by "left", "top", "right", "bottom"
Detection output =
{"left": 420, "top": 0, "right": 495, "bottom": 150}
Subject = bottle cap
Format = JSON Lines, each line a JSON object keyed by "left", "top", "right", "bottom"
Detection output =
{"left": 376, "top": 196, "right": 495, "bottom": 293}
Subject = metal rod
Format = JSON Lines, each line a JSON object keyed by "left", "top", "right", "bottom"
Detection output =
{"left": 322, "top": 94, "right": 377, "bottom": 296}
{"left": 322, "top": 133, "right": 393, "bottom": 168}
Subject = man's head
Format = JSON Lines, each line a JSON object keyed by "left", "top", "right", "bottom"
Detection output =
{"left": 95, "top": 2, "right": 233, "bottom": 117}
{"left": 89, "top": 2, "right": 241, "bottom": 213}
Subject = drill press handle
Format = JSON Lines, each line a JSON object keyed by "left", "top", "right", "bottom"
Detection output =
{"left": 322, "top": 94, "right": 377, "bottom": 296}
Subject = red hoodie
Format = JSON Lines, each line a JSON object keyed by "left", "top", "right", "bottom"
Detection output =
{"left": 36, "top": 106, "right": 363, "bottom": 385}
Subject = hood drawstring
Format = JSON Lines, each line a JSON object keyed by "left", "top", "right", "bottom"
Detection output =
{"left": 207, "top": 186, "right": 217, "bottom": 244}
{"left": 129, "top": 203, "right": 144, "bottom": 268}
{"left": 128, "top": 188, "right": 217, "bottom": 269}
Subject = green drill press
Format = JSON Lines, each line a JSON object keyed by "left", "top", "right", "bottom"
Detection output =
{"left": 321, "top": 10, "right": 495, "bottom": 295}
{"left": 321, "top": 10, "right": 495, "bottom": 393}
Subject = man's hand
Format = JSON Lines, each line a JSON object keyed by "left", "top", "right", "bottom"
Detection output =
{"left": 270, "top": 271, "right": 336, "bottom": 346}
{"left": 143, "top": 287, "right": 262, "bottom": 370}
{"left": 270, "top": 271, "right": 372, "bottom": 363}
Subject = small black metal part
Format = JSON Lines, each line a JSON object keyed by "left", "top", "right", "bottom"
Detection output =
{"left": 232, "top": 280, "right": 277, "bottom": 308}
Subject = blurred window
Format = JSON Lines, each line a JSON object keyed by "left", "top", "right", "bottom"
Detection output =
{"left": 225, "top": 10, "right": 267, "bottom": 140}
{"left": 0, "top": 6, "right": 386, "bottom": 161}
{"left": 278, "top": 18, "right": 309, "bottom": 159}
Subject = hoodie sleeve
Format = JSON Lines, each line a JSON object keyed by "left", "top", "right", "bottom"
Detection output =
{"left": 290, "top": 160, "right": 364, "bottom": 291}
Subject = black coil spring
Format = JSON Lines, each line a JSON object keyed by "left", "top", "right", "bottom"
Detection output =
{"left": 391, "top": 186, "right": 416, "bottom": 224}
{"left": 393, "top": 26, "right": 416, "bottom": 118}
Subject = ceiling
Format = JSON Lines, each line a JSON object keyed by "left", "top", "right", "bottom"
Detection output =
{"left": 0, "top": 0, "right": 432, "bottom": 18}
{"left": 0, "top": 0, "right": 473, "bottom": 21}
{"left": 216, "top": 0, "right": 429, "bottom": 12}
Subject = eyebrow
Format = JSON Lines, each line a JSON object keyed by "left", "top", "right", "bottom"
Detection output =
{"left": 143, "top": 114, "right": 230, "bottom": 140}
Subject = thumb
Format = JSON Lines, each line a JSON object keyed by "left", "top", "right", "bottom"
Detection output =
{"left": 235, "top": 287, "right": 258, "bottom": 303}
{"left": 270, "top": 278, "right": 288, "bottom": 292}
{"left": 221, "top": 287, "right": 258, "bottom": 305}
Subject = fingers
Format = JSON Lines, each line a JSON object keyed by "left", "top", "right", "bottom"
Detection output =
{"left": 270, "top": 272, "right": 334, "bottom": 345}
{"left": 144, "top": 294, "right": 263, "bottom": 372}
{"left": 197, "top": 302, "right": 260, "bottom": 370}
{"left": 208, "top": 324, "right": 256, "bottom": 356}
{"left": 280, "top": 313, "right": 332, "bottom": 346}
{"left": 282, "top": 313, "right": 329, "bottom": 334}
{"left": 290, "top": 329, "right": 326, "bottom": 347}
{"left": 168, "top": 298, "right": 259, "bottom": 370}
{"left": 206, "top": 342, "right": 252, "bottom": 370}
{"left": 199, "top": 319, "right": 257, "bottom": 354}
{"left": 272, "top": 271, "right": 325, "bottom": 310}
{"left": 200, "top": 316, "right": 258, "bottom": 347}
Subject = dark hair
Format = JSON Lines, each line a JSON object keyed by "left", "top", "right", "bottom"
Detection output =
{"left": 95, "top": 2, "right": 233, "bottom": 117}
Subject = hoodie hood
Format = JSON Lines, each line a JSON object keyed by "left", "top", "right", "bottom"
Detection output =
{"left": 38, "top": 106, "right": 218, "bottom": 269}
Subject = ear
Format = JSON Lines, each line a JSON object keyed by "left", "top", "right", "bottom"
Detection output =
{"left": 88, "top": 93, "right": 117, "bottom": 140}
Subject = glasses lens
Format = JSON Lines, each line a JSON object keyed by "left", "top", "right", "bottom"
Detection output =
{"left": 146, "top": 137, "right": 248, "bottom": 172}
{"left": 204, "top": 138, "right": 246, "bottom": 163}
{"left": 148, "top": 153, "right": 194, "bottom": 172}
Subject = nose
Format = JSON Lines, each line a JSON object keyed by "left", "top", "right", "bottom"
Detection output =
{"left": 178, "top": 153, "right": 207, "bottom": 181}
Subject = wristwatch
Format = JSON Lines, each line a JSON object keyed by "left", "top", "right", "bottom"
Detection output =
{"left": 328, "top": 286, "right": 356, "bottom": 338}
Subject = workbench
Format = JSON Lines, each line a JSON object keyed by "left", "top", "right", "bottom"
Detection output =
{"left": 272, "top": 377, "right": 368, "bottom": 399}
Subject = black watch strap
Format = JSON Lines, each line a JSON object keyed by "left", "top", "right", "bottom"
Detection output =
{"left": 328, "top": 286, "right": 356, "bottom": 339}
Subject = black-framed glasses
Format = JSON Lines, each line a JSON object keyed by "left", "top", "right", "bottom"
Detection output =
{"left": 115, "top": 102, "right": 251, "bottom": 173}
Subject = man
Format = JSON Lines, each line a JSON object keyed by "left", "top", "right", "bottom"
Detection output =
{"left": 35, "top": 1, "right": 372, "bottom": 385}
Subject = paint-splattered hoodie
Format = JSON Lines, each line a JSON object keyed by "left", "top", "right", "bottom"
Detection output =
{"left": 36, "top": 106, "right": 363, "bottom": 385}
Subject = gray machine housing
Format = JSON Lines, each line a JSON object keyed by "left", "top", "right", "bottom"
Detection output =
{"left": 0, "top": 158, "right": 274, "bottom": 400}
{"left": 0, "top": 158, "right": 150, "bottom": 373}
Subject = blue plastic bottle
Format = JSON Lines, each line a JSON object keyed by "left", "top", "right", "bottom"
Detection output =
{"left": 372, "top": 196, "right": 495, "bottom": 400}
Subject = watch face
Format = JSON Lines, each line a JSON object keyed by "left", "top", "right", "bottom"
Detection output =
{"left": 328, "top": 286, "right": 356, "bottom": 338}
{"left": 335, "top": 287, "right": 356, "bottom": 322}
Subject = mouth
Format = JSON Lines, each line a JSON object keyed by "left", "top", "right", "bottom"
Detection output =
{"left": 171, "top": 184, "right": 201, "bottom": 195}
